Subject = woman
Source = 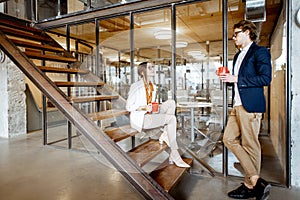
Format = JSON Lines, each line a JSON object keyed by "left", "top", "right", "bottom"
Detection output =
{"left": 126, "top": 61, "right": 189, "bottom": 168}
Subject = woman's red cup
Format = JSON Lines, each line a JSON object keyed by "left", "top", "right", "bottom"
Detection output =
{"left": 151, "top": 102, "right": 159, "bottom": 113}
{"left": 216, "top": 66, "right": 230, "bottom": 76}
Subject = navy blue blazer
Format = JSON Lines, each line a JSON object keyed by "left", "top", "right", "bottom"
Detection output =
{"left": 232, "top": 43, "right": 272, "bottom": 113}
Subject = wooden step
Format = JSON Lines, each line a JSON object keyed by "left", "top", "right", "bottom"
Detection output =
{"left": 24, "top": 51, "right": 77, "bottom": 63}
{"left": 87, "top": 109, "right": 129, "bottom": 121}
{"left": 11, "top": 39, "right": 65, "bottom": 53}
{"left": 54, "top": 81, "right": 104, "bottom": 87}
{"left": 150, "top": 158, "right": 193, "bottom": 192}
{"left": 70, "top": 95, "right": 119, "bottom": 103}
{"left": 0, "top": 25, "right": 52, "bottom": 43}
{"left": 105, "top": 125, "right": 138, "bottom": 142}
{"left": 38, "top": 66, "right": 89, "bottom": 74}
{"left": 128, "top": 139, "right": 168, "bottom": 167}
{"left": 0, "top": 19, "right": 42, "bottom": 34}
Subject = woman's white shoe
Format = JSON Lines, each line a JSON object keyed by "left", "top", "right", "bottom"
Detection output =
{"left": 169, "top": 150, "right": 190, "bottom": 168}
{"left": 159, "top": 131, "right": 170, "bottom": 146}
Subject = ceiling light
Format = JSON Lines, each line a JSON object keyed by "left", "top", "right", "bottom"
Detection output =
{"left": 176, "top": 41, "right": 188, "bottom": 48}
{"left": 187, "top": 50, "right": 203, "bottom": 56}
{"left": 154, "top": 30, "right": 171, "bottom": 40}
{"left": 193, "top": 55, "right": 205, "bottom": 60}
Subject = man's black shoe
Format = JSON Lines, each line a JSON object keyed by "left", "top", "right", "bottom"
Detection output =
{"left": 254, "top": 178, "right": 271, "bottom": 200}
{"left": 228, "top": 183, "right": 256, "bottom": 199}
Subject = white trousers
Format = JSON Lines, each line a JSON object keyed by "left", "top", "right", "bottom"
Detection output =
{"left": 142, "top": 99, "right": 178, "bottom": 150}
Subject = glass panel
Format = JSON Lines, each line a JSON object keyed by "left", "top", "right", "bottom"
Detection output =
{"left": 175, "top": 0, "right": 224, "bottom": 174}
{"left": 68, "top": 0, "right": 86, "bottom": 13}
{"left": 269, "top": 22, "right": 287, "bottom": 184}
{"left": 48, "top": 22, "right": 98, "bottom": 111}
{"left": 5, "top": 0, "right": 35, "bottom": 20}
{"left": 80, "top": 0, "right": 140, "bottom": 8}
{"left": 226, "top": 0, "right": 285, "bottom": 186}
{"left": 68, "top": 0, "right": 141, "bottom": 15}
{"left": 37, "top": 0, "right": 64, "bottom": 20}
{"left": 133, "top": 8, "right": 172, "bottom": 102}
{"left": 99, "top": 16, "right": 131, "bottom": 98}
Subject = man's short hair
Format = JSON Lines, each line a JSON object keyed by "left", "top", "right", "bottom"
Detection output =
{"left": 234, "top": 20, "right": 258, "bottom": 42}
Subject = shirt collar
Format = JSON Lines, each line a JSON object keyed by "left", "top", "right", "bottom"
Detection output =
{"left": 240, "top": 42, "right": 253, "bottom": 52}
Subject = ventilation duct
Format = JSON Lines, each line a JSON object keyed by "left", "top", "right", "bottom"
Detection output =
{"left": 244, "top": 0, "right": 266, "bottom": 22}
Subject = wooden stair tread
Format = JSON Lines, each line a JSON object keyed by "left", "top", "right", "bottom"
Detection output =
{"left": 0, "top": 25, "right": 52, "bottom": 42}
{"left": 87, "top": 109, "right": 129, "bottom": 121}
{"left": 128, "top": 139, "right": 168, "bottom": 167}
{"left": 105, "top": 125, "right": 138, "bottom": 142}
{"left": 38, "top": 66, "right": 89, "bottom": 74}
{"left": 11, "top": 39, "right": 65, "bottom": 52}
{"left": 54, "top": 81, "right": 104, "bottom": 87}
{"left": 0, "top": 19, "right": 42, "bottom": 34}
{"left": 24, "top": 51, "right": 77, "bottom": 62}
{"left": 150, "top": 158, "right": 193, "bottom": 192}
{"left": 70, "top": 95, "right": 119, "bottom": 103}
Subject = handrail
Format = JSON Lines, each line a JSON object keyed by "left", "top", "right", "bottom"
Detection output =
{"left": 0, "top": 30, "right": 173, "bottom": 200}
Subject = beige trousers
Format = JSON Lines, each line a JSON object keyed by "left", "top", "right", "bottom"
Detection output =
{"left": 223, "top": 105, "right": 262, "bottom": 186}
{"left": 143, "top": 99, "right": 178, "bottom": 150}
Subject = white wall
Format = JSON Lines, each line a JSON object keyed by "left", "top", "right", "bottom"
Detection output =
{"left": 0, "top": 63, "right": 9, "bottom": 138}
{"left": 291, "top": 0, "right": 300, "bottom": 187}
{"left": 0, "top": 54, "right": 26, "bottom": 138}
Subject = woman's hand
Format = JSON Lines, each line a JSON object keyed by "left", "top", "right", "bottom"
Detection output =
{"left": 137, "top": 106, "right": 147, "bottom": 111}
{"left": 146, "top": 104, "right": 152, "bottom": 113}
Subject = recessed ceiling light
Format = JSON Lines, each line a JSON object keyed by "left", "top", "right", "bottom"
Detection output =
{"left": 187, "top": 50, "right": 203, "bottom": 56}
{"left": 154, "top": 30, "right": 171, "bottom": 40}
{"left": 176, "top": 41, "right": 188, "bottom": 48}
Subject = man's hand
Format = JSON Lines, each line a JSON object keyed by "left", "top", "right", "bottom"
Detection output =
{"left": 219, "top": 74, "right": 238, "bottom": 83}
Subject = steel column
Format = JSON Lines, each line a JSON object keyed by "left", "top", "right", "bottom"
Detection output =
{"left": 222, "top": 0, "right": 228, "bottom": 176}
{"left": 286, "top": 0, "right": 291, "bottom": 188}
{"left": 171, "top": 4, "right": 176, "bottom": 101}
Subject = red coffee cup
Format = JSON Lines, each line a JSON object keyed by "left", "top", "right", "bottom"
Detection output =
{"left": 216, "top": 66, "right": 230, "bottom": 76}
{"left": 151, "top": 102, "right": 159, "bottom": 113}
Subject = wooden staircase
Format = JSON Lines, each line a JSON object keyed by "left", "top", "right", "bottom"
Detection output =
{"left": 0, "top": 14, "right": 192, "bottom": 198}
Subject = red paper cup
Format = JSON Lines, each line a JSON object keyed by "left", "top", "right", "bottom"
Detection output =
{"left": 151, "top": 102, "right": 159, "bottom": 113}
{"left": 217, "top": 66, "right": 229, "bottom": 76}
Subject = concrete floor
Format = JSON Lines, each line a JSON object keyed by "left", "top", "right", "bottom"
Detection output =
{"left": 1, "top": 125, "right": 300, "bottom": 200}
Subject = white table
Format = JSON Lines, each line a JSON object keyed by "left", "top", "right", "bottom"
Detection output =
{"left": 195, "top": 96, "right": 207, "bottom": 101}
{"left": 177, "top": 101, "right": 213, "bottom": 143}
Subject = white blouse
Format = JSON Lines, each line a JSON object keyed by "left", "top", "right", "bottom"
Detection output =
{"left": 126, "top": 79, "right": 156, "bottom": 132}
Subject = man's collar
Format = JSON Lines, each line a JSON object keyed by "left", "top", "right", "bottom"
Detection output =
{"left": 240, "top": 42, "right": 253, "bottom": 52}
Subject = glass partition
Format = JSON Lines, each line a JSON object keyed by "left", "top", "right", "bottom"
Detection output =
{"left": 2, "top": 0, "right": 142, "bottom": 21}
{"left": 6, "top": 0, "right": 285, "bottom": 186}
{"left": 99, "top": 16, "right": 131, "bottom": 98}
{"left": 80, "top": 0, "right": 140, "bottom": 9}
{"left": 67, "top": 0, "right": 141, "bottom": 16}
{"left": 175, "top": 0, "right": 224, "bottom": 174}
{"left": 133, "top": 8, "right": 172, "bottom": 102}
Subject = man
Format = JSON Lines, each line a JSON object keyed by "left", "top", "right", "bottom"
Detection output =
{"left": 219, "top": 20, "right": 272, "bottom": 200}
